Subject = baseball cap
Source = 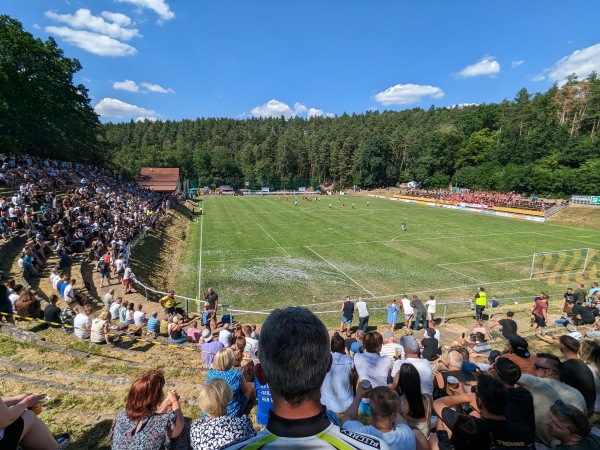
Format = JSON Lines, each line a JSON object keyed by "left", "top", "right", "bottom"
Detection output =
{"left": 509, "top": 335, "right": 530, "bottom": 358}
{"left": 488, "top": 350, "right": 501, "bottom": 364}
{"left": 400, "top": 335, "right": 420, "bottom": 354}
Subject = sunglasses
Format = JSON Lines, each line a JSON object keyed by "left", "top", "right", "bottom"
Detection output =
{"left": 555, "top": 400, "right": 572, "bottom": 417}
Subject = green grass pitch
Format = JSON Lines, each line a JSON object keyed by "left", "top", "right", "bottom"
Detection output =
{"left": 174, "top": 195, "right": 600, "bottom": 323}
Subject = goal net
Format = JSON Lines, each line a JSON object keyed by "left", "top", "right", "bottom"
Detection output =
{"left": 530, "top": 248, "right": 592, "bottom": 279}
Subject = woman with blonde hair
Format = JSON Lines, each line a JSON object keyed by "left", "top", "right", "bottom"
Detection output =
{"left": 190, "top": 379, "right": 255, "bottom": 449}
{"left": 206, "top": 348, "right": 254, "bottom": 417}
{"left": 579, "top": 340, "right": 600, "bottom": 413}
{"left": 111, "top": 369, "right": 188, "bottom": 449}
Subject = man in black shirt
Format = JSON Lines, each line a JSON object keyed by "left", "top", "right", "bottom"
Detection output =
{"left": 411, "top": 295, "right": 428, "bottom": 331}
{"left": 204, "top": 287, "right": 218, "bottom": 329}
{"left": 44, "top": 295, "right": 63, "bottom": 328}
{"left": 569, "top": 302, "right": 595, "bottom": 325}
{"left": 339, "top": 295, "right": 354, "bottom": 333}
{"left": 489, "top": 311, "right": 518, "bottom": 339}
{"left": 492, "top": 357, "right": 535, "bottom": 434}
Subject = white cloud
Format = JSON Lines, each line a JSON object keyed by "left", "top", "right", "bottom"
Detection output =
{"left": 140, "top": 82, "right": 175, "bottom": 94}
{"left": 94, "top": 98, "right": 158, "bottom": 120}
{"left": 45, "top": 9, "right": 140, "bottom": 40}
{"left": 45, "top": 26, "right": 136, "bottom": 56}
{"left": 547, "top": 42, "right": 600, "bottom": 83}
{"left": 308, "top": 108, "right": 323, "bottom": 118}
{"left": 457, "top": 56, "right": 501, "bottom": 78}
{"left": 531, "top": 74, "right": 546, "bottom": 82}
{"left": 251, "top": 99, "right": 332, "bottom": 119}
{"left": 448, "top": 103, "right": 479, "bottom": 109}
{"left": 116, "top": 0, "right": 175, "bottom": 21}
{"left": 511, "top": 60, "right": 524, "bottom": 68}
{"left": 373, "top": 83, "right": 445, "bottom": 105}
{"left": 113, "top": 80, "right": 140, "bottom": 92}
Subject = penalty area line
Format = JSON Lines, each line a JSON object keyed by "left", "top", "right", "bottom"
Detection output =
{"left": 255, "top": 222, "right": 291, "bottom": 257}
{"left": 305, "top": 246, "right": 374, "bottom": 296}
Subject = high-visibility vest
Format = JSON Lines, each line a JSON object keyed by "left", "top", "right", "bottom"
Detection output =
{"left": 476, "top": 291, "right": 487, "bottom": 307}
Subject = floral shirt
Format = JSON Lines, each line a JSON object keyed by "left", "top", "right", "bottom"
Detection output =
{"left": 111, "top": 409, "right": 176, "bottom": 450}
{"left": 60, "top": 306, "right": 77, "bottom": 333}
{"left": 190, "top": 415, "right": 255, "bottom": 450}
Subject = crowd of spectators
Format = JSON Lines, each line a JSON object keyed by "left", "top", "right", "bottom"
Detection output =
{"left": 404, "top": 189, "right": 556, "bottom": 212}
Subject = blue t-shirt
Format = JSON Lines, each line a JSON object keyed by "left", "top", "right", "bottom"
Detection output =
{"left": 254, "top": 376, "right": 273, "bottom": 426}
{"left": 206, "top": 369, "right": 245, "bottom": 417}
{"left": 147, "top": 317, "right": 160, "bottom": 333}
{"left": 343, "top": 421, "right": 415, "bottom": 449}
{"left": 350, "top": 341, "right": 363, "bottom": 354}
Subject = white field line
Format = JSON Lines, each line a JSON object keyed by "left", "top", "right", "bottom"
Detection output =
{"left": 305, "top": 246, "right": 374, "bottom": 297}
{"left": 255, "top": 222, "right": 291, "bottom": 257}
{"left": 532, "top": 232, "right": 600, "bottom": 246}
{"left": 197, "top": 212, "right": 204, "bottom": 299}
{"left": 437, "top": 265, "right": 484, "bottom": 284}
{"left": 390, "top": 231, "right": 533, "bottom": 243}
{"left": 440, "top": 255, "right": 530, "bottom": 265}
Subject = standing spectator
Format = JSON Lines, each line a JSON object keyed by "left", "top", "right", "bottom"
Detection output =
{"left": 190, "top": 379, "right": 256, "bottom": 450}
{"left": 320, "top": 333, "right": 353, "bottom": 414}
{"left": 243, "top": 325, "right": 258, "bottom": 358}
{"left": 98, "top": 255, "right": 111, "bottom": 287}
{"left": 531, "top": 296, "right": 548, "bottom": 330}
{"left": 339, "top": 295, "right": 354, "bottom": 333}
{"left": 159, "top": 290, "right": 176, "bottom": 316}
{"left": 73, "top": 304, "right": 93, "bottom": 339}
{"left": 355, "top": 296, "right": 369, "bottom": 333}
{"left": 43, "top": 295, "right": 62, "bottom": 328}
{"left": 574, "top": 283, "right": 586, "bottom": 304}
{"left": 474, "top": 287, "right": 487, "bottom": 321}
{"left": 557, "top": 335, "right": 596, "bottom": 415}
{"left": 111, "top": 370, "right": 187, "bottom": 449}
{"left": 103, "top": 288, "right": 115, "bottom": 310}
{"left": 201, "top": 329, "right": 225, "bottom": 369}
{"left": 122, "top": 264, "right": 133, "bottom": 294}
{"left": 425, "top": 295, "right": 436, "bottom": 322}
{"left": 411, "top": 296, "right": 427, "bottom": 331}
{"left": 205, "top": 287, "right": 219, "bottom": 330}
{"left": 114, "top": 253, "right": 125, "bottom": 283}
{"left": 400, "top": 294, "right": 414, "bottom": 330}
{"left": 386, "top": 298, "right": 398, "bottom": 332}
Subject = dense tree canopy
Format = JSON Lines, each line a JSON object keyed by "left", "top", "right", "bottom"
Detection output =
{"left": 0, "top": 15, "right": 103, "bottom": 162}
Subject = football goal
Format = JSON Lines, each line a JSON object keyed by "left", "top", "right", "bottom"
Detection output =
{"left": 530, "top": 248, "right": 592, "bottom": 279}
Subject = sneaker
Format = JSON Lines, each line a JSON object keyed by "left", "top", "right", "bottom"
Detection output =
{"left": 55, "top": 433, "right": 71, "bottom": 450}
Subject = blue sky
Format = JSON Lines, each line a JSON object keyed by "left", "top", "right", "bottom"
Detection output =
{"left": 4, "top": 0, "right": 600, "bottom": 123}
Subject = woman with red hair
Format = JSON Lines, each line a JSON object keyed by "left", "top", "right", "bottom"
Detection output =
{"left": 111, "top": 369, "right": 188, "bottom": 449}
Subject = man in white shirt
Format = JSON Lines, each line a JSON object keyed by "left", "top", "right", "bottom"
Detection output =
{"left": 103, "top": 288, "right": 115, "bottom": 310}
{"left": 400, "top": 295, "right": 414, "bottom": 330}
{"left": 244, "top": 324, "right": 258, "bottom": 357}
{"left": 218, "top": 322, "right": 232, "bottom": 347}
{"left": 63, "top": 279, "right": 75, "bottom": 304}
{"left": 391, "top": 335, "right": 434, "bottom": 396}
{"left": 73, "top": 305, "right": 93, "bottom": 339}
{"left": 109, "top": 297, "right": 122, "bottom": 320}
{"left": 9, "top": 285, "right": 23, "bottom": 313}
{"left": 380, "top": 331, "right": 405, "bottom": 369}
{"left": 133, "top": 304, "right": 146, "bottom": 327}
{"left": 355, "top": 296, "right": 369, "bottom": 333}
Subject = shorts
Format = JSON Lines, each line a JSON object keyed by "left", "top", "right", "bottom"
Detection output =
{"left": 0, "top": 416, "right": 24, "bottom": 450}
{"left": 341, "top": 316, "right": 352, "bottom": 326}
{"left": 404, "top": 313, "right": 414, "bottom": 321}
{"left": 534, "top": 314, "right": 546, "bottom": 328}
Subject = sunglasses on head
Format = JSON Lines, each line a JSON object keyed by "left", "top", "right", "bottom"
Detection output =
{"left": 555, "top": 399, "right": 572, "bottom": 417}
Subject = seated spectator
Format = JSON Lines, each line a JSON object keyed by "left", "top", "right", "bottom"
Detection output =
{"left": 206, "top": 348, "right": 254, "bottom": 417}
{"left": 60, "top": 301, "right": 78, "bottom": 334}
{"left": 471, "top": 332, "right": 492, "bottom": 356}
{"left": 380, "top": 331, "right": 405, "bottom": 369}
{"left": 320, "top": 333, "right": 353, "bottom": 414}
{"left": 342, "top": 384, "right": 422, "bottom": 449}
{"left": 504, "top": 334, "right": 536, "bottom": 376}
{"left": 43, "top": 295, "right": 62, "bottom": 328}
{"left": 433, "top": 374, "right": 535, "bottom": 449}
{"left": 111, "top": 370, "right": 187, "bottom": 449}
{"left": 8, "top": 284, "right": 22, "bottom": 314}
{"left": 420, "top": 327, "right": 440, "bottom": 361}
{"left": 218, "top": 322, "right": 232, "bottom": 347}
{"left": 579, "top": 340, "right": 600, "bottom": 413}
{"left": 0, "top": 284, "right": 14, "bottom": 324}
{"left": 109, "top": 297, "right": 122, "bottom": 321}
{"left": 146, "top": 311, "right": 160, "bottom": 336}
{"left": 14, "top": 290, "right": 41, "bottom": 320}
{"left": 557, "top": 335, "right": 596, "bottom": 415}
{"left": 201, "top": 329, "right": 224, "bottom": 368}
{"left": 546, "top": 400, "right": 600, "bottom": 449}
{"left": 353, "top": 331, "right": 390, "bottom": 416}
{"left": 133, "top": 304, "right": 147, "bottom": 328}
{"left": 349, "top": 329, "right": 365, "bottom": 355}
{"left": 432, "top": 414, "right": 492, "bottom": 450}
{"left": 391, "top": 335, "right": 434, "bottom": 397}
{"left": 118, "top": 300, "right": 130, "bottom": 331}
{"left": 253, "top": 362, "right": 274, "bottom": 430}
{"left": 73, "top": 304, "right": 93, "bottom": 339}
{"left": 231, "top": 336, "right": 254, "bottom": 383}
{"left": 0, "top": 392, "right": 70, "bottom": 450}
{"left": 434, "top": 349, "right": 476, "bottom": 399}
{"left": 126, "top": 303, "right": 135, "bottom": 325}
{"left": 90, "top": 309, "right": 117, "bottom": 345}
{"left": 190, "top": 379, "right": 256, "bottom": 450}
{"left": 394, "top": 362, "right": 433, "bottom": 438}
{"left": 168, "top": 315, "right": 197, "bottom": 344}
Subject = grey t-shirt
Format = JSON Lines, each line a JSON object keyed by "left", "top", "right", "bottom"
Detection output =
{"left": 356, "top": 301, "right": 369, "bottom": 318}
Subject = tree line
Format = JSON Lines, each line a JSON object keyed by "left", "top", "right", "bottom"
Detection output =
{"left": 2, "top": 15, "right": 600, "bottom": 196}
